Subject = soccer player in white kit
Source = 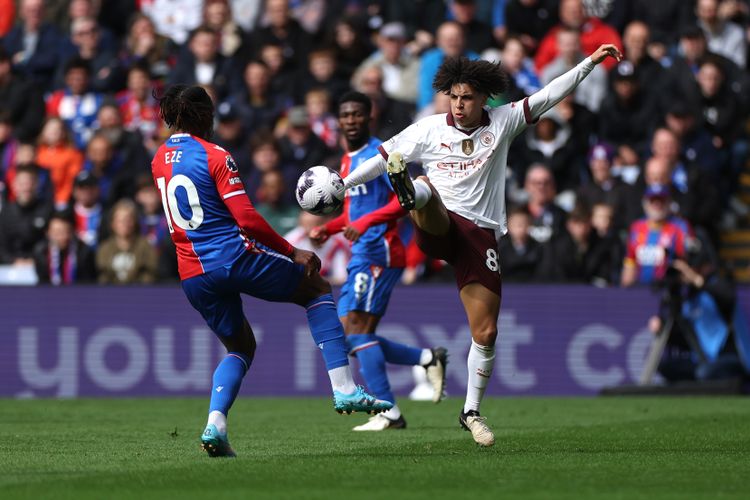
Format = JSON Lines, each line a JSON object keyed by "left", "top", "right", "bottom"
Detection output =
{"left": 341, "top": 44, "right": 622, "bottom": 446}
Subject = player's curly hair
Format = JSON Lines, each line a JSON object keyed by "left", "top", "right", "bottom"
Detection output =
{"left": 432, "top": 56, "right": 509, "bottom": 98}
{"left": 156, "top": 84, "right": 214, "bottom": 139}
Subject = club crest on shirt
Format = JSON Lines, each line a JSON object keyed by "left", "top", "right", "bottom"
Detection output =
{"left": 225, "top": 155, "right": 238, "bottom": 173}
{"left": 461, "top": 139, "right": 474, "bottom": 155}
{"left": 480, "top": 131, "right": 494, "bottom": 147}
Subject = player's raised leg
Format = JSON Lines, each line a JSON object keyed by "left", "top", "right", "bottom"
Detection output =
{"left": 290, "top": 270, "right": 393, "bottom": 415}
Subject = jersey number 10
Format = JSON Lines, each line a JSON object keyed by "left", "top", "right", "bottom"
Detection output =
{"left": 156, "top": 175, "right": 205, "bottom": 233}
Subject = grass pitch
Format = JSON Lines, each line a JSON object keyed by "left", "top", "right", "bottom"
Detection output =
{"left": 1, "top": 397, "right": 748, "bottom": 499}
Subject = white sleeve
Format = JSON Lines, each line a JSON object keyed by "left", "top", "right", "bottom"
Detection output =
{"left": 525, "top": 57, "right": 596, "bottom": 123}
{"left": 343, "top": 154, "right": 387, "bottom": 189}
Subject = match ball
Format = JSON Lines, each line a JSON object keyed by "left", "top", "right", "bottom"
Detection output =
{"left": 295, "top": 166, "right": 345, "bottom": 215}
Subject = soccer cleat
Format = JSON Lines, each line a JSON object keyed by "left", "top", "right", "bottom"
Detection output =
{"left": 200, "top": 424, "right": 236, "bottom": 458}
{"left": 386, "top": 151, "right": 416, "bottom": 210}
{"left": 424, "top": 347, "right": 448, "bottom": 403}
{"left": 352, "top": 413, "right": 407, "bottom": 432}
{"left": 459, "top": 410, "right": 495, "bottom": 447}
{"left": 333, "top": 385, "right": 393, "bottom": 415}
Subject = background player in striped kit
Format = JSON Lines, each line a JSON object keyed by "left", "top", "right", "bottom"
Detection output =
{"left": 310, "top": 91, "right": 447, "bottom": 431}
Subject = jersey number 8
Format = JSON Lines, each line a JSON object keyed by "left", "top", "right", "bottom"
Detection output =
{"left": 156, "top": 175, "right": 204, "bottom": 232}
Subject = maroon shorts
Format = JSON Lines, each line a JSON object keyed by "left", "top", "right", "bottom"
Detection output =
{"left": 414, "top": 211, "right": 502, "bottom": 295}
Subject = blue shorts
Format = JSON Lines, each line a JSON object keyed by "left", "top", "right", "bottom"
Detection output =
{"left": 337, "top": 262, "right": 402, "bottom": 317}
{"left": 181, "top": 244, "right": 303, "bottom": 339}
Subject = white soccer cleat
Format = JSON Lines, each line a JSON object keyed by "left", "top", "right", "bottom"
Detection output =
{"left": 459, "top": 410, "right": 495, "bottom": 447}
{"left": 424, "top": 347, "right": 448, "bottom": 403}
{"left": 352, "top": 413, "right": 407, "bottom": 432}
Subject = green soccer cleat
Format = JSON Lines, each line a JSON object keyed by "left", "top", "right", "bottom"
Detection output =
{"left": 333, "top": 385, "right": 393, "bottom": 415}
{"left": 200, "top": 424, "right": 236, "bottom": 458}
{"left": 385, "top": 151, "right": 416, "bottom": 210}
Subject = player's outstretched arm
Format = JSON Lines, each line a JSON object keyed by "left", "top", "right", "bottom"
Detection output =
{"left": 526, "top": 44, "right": 622, "bottom": 123}
{"left": 345, "top": 196, "right": 408, "bottom": 242}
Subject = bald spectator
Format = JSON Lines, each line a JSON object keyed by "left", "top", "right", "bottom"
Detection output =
{"left": 616, "top": 21, "right": 669, "bottom": 100}
{"left": 353, "top": 22, "right": 420, "bottom": 104}
{"left": 417, "top": 21, "right": 479, "bottom": 110}
{"left": 524, "top": 164, "right": 567, "bottom": 244}
{"left": 2, "top": 0, "right": 64, "bottom": 90}
{"left": 57, "top": 16, "right": 121, "bottom": 92}
{"left": 535, "top": 0, "right": 622, "bottom": 73}
{"left": 696, "top": 0, "right": 746, "bottom": 68}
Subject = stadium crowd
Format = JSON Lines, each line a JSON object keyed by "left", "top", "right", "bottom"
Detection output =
{"left": 1, "top": 0, "right": 749, "bottom": 286}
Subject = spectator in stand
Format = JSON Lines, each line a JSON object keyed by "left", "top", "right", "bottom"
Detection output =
{"left": 2, "top": 0, "right": 64, "bottom": 90}
{"left": 621, "top": 184, "right": 692, "bottom": 287}
{"left": 449, "top": 0, "right": 496, "bottom": 55}
{"left": 535, "top": 0, "right": 622, "bottom": 73}
{"left": 590, "top": 200, "right": 624, "bottom": 283}
{"left": 139, "top": 0, "right": 204, "bottom": 46}
{"left": 0, "top": 0, "right": 14, "bottom": 38}
{"left": 277, "top": 106, "right": 330, "bottom": 176}
{"left": 498, "top": 36, "right": 541, "bottom": 102}
{"left": 0, "top": 112, "right": 21, "bottom": 202}
{"left": 380, "top": 0, "right": 446, "bottom": 50}
{"left": 504, "top": 0, "right": 560, "bottom": 55}
{"left": 0, "top": 46, "right": 45, "bottom": 143}
{"left": 598, "top": 62, "right": 659, "bottom": 156}
{"left": 32, "top": 209, "right": 97, "bottom": 284}
{"left": 498, "top": 204, "right": 543, "bottom": 282}
{"left": 63, "top": 0, "right": 118, "bottom": 52}
{"left": 576, "top": 142, "right": 640, "bottom": 233}
{"left": 304, "top": 88, "right": 339, "bottom": 150}
{"left": 524, "top": 164, "right": 567, "bottom": 244}
{"left": 243, "top": 0, "right": 312, "bottom": 72}
{"left": 96, "top": 103, "right": 151, "bottom": 178}
{"left": 285, "top": 211, "right": 350, "bottom": 285}
{"left": 243, "top": 130, "right": 296, "bottom": 204}
{"left": 45, "top": 57, "right": 104, "bottom": 150}
{"left": 616, "top": 21, "right": 668, "bottom": 101}
{"left": 120, "top": 13, "right": 174, "bottom": 83}
{"left": 253, "top": 169, "right": 300, "bottom": 236}
{"left": 582, "top": 0, "right": 633, "bottom": 34}
{"left": 0, "top": 164, "right": 53, "bottom": 265}
{"left": 212, "top": 102, "right": 252, "bottom": 176}
{"left": 325, "top": 17, "right": 373, "bottom": 82}
{"left": 35, "top": 117, "right": 84, "bottom": 209}
{"left": 353, "top": 22, "right": 420, "bottom": 105}
{"left": 83, "top": 132, "right": 133, "bottom": 207}
{"left": 96, "top": 198, "right": 158, "bottom": 284}
{"left": 225, "top": 59, "right": 290, "bottom": 137}
{"left": 353, "top": 65, "right": 416, "bottom": 142}
{"left": 662, "top": 101, "right": 722, "bottom": 185}
{"left": 417, "top": 21, "right": 479, "bottom": 110}
{"left": 56, "top": 16, "right": 122, "bottom": 92}
{"left": 541, "top": 27, "right": 607, "bottom": 112}
{"left": 258, "top": 41, "right": 295, "bottom": 98}
{"left": 696, "top": 57, "right": 742, "bottom": 153}
{"left": 292, "top": 46, "right": 350, "bottom": 105}
{"left": 696, "top": 0, "right": 746, "bottom": 68}
{"left": 70, "top": 170, "right": 104, "bottom": 248}
{"left": 203, "top": 0, "right": 245, "bottom": 58}
{"left": 169, "top": 25, "right": 238, "bottom": 102}
{"left": 633, "top": 0, "right": 695, "bottom": 47}
{"left": 133, "top": 173, "right": 169, "bottom": 251}
{"left": 117, "top": 63, "right": 164, "bottom": 154}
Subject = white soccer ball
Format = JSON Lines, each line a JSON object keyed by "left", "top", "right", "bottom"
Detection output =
{"left": 295, "top": 166, "right": 345, "bottom": 215}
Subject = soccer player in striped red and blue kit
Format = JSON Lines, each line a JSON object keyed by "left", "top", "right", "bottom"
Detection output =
{"left": 310, "top": 92, "right": 448, "bottom": 431}
{"left": 151, "top": 85, "right": 391, "bottom": 457}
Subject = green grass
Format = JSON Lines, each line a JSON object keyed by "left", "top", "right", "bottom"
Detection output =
{"left": 1, "top": 397, "right": 748, "bottom": 499}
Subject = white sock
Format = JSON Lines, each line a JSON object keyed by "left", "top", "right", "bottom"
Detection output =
{"left": 463, "top": 340, "right": 495, "bottom": 413}
{"left": 413, "top": 178, "right": 432, "bottom": 209}
{"left": 207, "top": 410, "right": 227, "bottom": 434}
{"left": 329, "top": 365, "right": 357, "bottom": 394}
{"left": 383, "top": 404, "right": 401, "bottom": 420}
{"left": 419, "top": 349, "right": 433, "bottom": 366}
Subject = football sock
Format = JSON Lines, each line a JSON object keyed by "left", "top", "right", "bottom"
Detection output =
{"left": 375, "top": 335, "right": 423, "bottom": 366}
{"left": 383, "top": 404, "right": 402, "bottom": 420}
{"left": 347, "top": 334, "right": 395, "bottom": 404}
{"left": 420, "top": 349, "right": 434, "bottom": 366}
{"left": 207, "top": 410, "right": 227, "bottom": 435}
{"left": 463, "top": 340, "right": 495, "bottom": 413}
{"left": 413, "top": 178, "right": 432, "bottom": 210}
{"left": 208, "top": 352, "right": 250, "bottom": 423}
{"left": 306, "top": 294, "right": 355, "bottom": 393}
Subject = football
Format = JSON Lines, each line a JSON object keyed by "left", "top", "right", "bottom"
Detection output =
{"left": 295, "top": 166, "right": 345, "bottom": 215}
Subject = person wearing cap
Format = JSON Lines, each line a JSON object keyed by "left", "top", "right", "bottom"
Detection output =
{"left": 278, "top": 105, "right": 330, "bottom": 175}
{"left": 598, "top": 60, "right": 659, "bottom": 153}
{"left": 213, "top": 101, "right": 251, "bottom": 176}
{"left": 71, "top": 170, "right": 103, "bottom": 248}
{"left": 353, "top": 21, "right": 420, "bottom": 104}
{"left": 576, "top": 142, "right": 639, "bottom": 233}
{"left": 621, "top": 183, "right": 692, "bottom": 287}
